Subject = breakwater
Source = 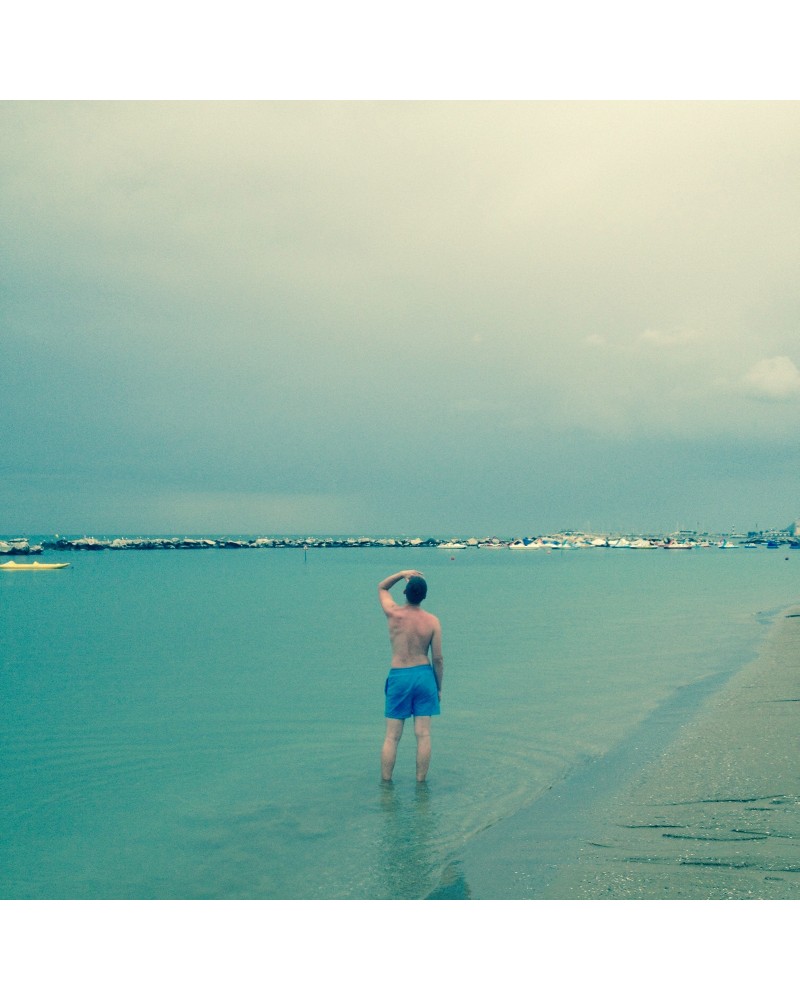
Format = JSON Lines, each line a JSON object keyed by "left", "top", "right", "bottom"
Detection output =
{"left": 2, "top": 532, "right": 798, "bottom": 556}
{"left": 2, "top": 535, "right": 492, "bottom": 555}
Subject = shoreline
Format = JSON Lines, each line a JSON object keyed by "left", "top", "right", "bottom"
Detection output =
{"left": 429, "top": 605, "right": 800, "bottom": 900}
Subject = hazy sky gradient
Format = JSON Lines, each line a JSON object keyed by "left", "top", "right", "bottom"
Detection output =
{"left": 3, "top": 101, "right": 800, "bottom": 536}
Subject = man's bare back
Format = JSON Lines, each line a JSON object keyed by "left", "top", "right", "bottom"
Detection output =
{"left": 378, "top": 570, "right": 443, "bottom": 680}
{"left": 384, "top": 603, "right": 440, "bottom": 667}
{"left": 377, "top": 570, "right": 444, "bottom": 782}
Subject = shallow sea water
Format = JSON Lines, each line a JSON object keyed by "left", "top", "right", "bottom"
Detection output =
{"left": 1, "top": 543, "right": 797, "bottom": 898}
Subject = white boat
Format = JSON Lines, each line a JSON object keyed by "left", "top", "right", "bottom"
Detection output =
{"left": 1, "top": 560, "right": 70, "bottom": 571}
{"left": 438, "top": 541, "right": 466, "bottom": 549}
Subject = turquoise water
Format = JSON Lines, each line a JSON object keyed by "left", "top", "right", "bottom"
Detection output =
{"left": 1, "top": 544, "right": 797, "bottom": 898}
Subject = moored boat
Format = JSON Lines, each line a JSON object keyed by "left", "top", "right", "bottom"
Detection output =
{"left": 0, "top": 560, "right": 70, "bottom": 571}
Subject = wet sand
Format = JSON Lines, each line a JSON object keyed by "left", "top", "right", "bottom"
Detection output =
{"left": 543, "top": 606, "right": 800, "bottom": 899}
{"left": 429, "top": 606, "right": 800, "bottom": 900}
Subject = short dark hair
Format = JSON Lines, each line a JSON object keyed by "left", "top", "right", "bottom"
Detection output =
{"left": 404, "top": 576, "right": 428, "bottom": 604}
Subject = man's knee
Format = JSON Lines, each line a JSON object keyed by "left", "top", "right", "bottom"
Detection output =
{"left": 385, "top": 719, "right": 405, "bottom": 743}
{"left": 414, "top": 718, "right": 432, "bottom": 740}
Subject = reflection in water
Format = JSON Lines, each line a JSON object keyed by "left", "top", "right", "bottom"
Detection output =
{"left": 378, "top": 781, "right": 469, "bottom": 899}
{"left": 425, "top": 860, "right": 471, "bottom": 899}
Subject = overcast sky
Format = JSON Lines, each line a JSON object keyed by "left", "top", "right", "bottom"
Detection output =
{"left": 3, "top": 101, "right": 800, "bottom": 537}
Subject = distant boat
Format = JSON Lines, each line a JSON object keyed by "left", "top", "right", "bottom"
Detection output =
{"left": 0, "top": 560, "right": 70, "bottom": 571}
{"left": 438, "top": 541, "right": 467, "bottom": 549}
{"left": 540, "top": 537, "right": 569, "bottom": 549}
{"left": 663, "top": 540, "right": 693, "bottom": 550}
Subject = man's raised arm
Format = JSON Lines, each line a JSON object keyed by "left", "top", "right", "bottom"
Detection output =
{"left": 378, "top": 570, "right": 422, "bottom": 611}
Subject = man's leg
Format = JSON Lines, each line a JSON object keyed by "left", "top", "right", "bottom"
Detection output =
{"left": 414, "top": 716, "right": 432, "bottom": 782}
{"left": 381, "top": 718, "right": 404, "bottom": 781}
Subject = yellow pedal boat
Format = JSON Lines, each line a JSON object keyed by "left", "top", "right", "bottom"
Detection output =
{"left": 0, "top": 560, "right": 70, "bottom": 571}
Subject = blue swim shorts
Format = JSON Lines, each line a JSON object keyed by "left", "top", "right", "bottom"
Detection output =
{"left": 384, "top": 664, "right": 441, "bottom": 719}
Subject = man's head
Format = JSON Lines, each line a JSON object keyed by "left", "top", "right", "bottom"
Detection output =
{"left": 404, "top": 575, "right": 428, "bottom": 605}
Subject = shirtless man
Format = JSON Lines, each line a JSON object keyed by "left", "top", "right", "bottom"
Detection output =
{"left": 378, "top": 570, "right": 444, "bottom": 782}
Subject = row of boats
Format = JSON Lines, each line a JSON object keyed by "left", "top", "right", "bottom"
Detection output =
{"left": 509, "top": 536, "right": 729, "bottom": 550}
{"left": 2, "top": 532, "right": 795, "bottom": 563}
{"left": 440, "top": 536, "right": 781, "bottom": 550}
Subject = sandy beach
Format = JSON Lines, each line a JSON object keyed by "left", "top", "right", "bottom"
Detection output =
{"left": 428, "top": 604, "right": 800, "bottom": 900}
{"left": 542, "top": 606, "right": 800, "bottom": 899}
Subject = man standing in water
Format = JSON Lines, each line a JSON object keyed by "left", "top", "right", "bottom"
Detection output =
{"left": 378, "top": 570, "right": 444, "bottom": 782}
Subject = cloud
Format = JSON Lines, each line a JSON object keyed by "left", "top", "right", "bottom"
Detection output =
{"left": 639, "top": 328, "right": 698, "bottom": 348}
{"left": 742, "top": 356, "right": 800, "bottom": 400}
